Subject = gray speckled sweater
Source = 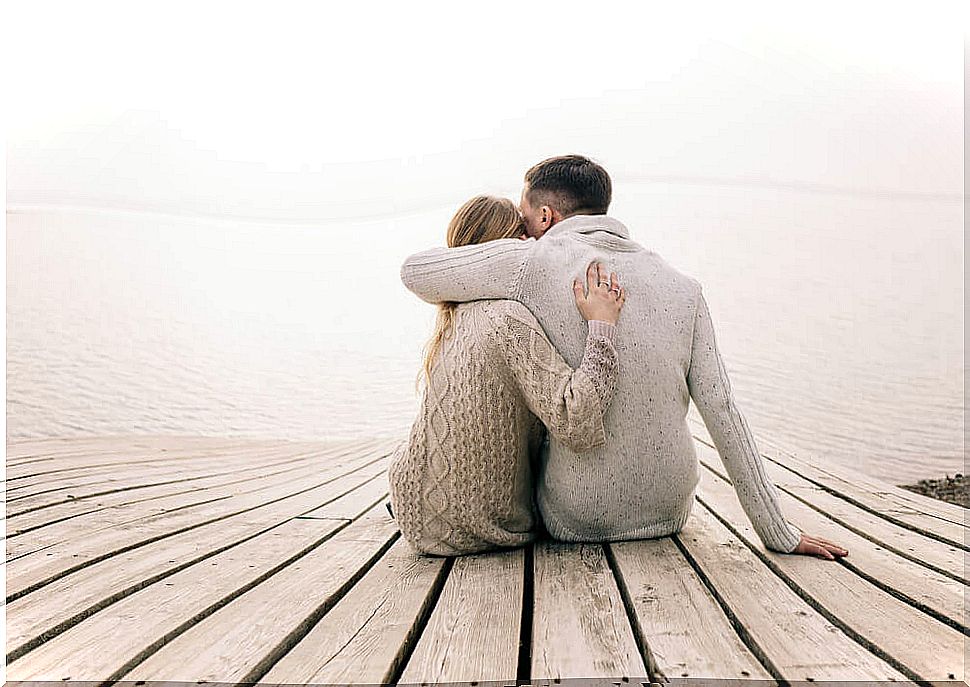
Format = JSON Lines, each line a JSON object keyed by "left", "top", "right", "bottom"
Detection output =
{"left": 400, "top": 213, "right": 803, "bottom": 553}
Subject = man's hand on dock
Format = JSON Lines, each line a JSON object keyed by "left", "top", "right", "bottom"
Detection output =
{"left": 791, "top": 533, "right": 849, "bottom": 559}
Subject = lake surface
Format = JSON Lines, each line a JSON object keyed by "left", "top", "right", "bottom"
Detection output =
{"left": 6, "top": 182, "right": 964, "bottom": 485}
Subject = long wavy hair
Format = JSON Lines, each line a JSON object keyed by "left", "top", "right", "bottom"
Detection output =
{"left": 419, "top": 195, "right": 525, "bottom": 389}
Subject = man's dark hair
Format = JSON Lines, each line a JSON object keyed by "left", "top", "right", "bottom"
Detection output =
{"left": 524, "top": 154, "right": 612, "bottom": 216}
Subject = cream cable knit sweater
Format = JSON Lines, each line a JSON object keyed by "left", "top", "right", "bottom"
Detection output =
{"left": 388, "top": 299, "right": 619, "bottom": 556}
{"left": 400, "top": 214, "right": 803, "bottom": 554}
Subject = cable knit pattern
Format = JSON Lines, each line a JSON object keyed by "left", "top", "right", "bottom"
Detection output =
{"left": 400, "top": 214, "right": 803, "bottom": 553}
{"left": 388, "top": 299, "right": 618, "bottom": 557}
{"left": 583, "top": 319, "right": 619, "bottom": 409}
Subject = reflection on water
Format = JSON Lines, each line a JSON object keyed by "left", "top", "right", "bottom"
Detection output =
{"left": 6, "top": 183, "right": 964, "bottom": 485}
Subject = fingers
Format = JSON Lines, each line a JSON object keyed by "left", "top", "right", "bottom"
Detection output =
{"left": 596, "top": 262, "right": 609, "bottom": 289}
{"left": 581, "top": 262, "right": 625, "bottom": 312}
{"left": 572, "top": 277, "right": 586, "bottom": 305}
{"left": 798, "top": 534, "right": 847, "bottom": 560}
{"left": 585, "top": 261, "right": 615, "bottom": 291}
{"left": 586, "top": 261, "right": 599, "bottom": 291}
{"left": 805, "top": 535, "right": 848, "bottom": 556}
{"left": 813, "top": 537, "right": 846, "bottom": 551}
{"left": 609, "top": 271, "right": 622, "bottom": 301}
{"left": 815, "top": 543, "right": 835, "bottom": 560}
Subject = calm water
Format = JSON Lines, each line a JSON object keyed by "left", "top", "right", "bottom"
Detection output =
{"left": 6, "top": 183, "right": 964, "bottom": 485}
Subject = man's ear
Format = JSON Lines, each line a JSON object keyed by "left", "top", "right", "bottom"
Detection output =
{"left": 539, "top": 204, "right": 557, "bottom": 229}
{"left": 529, "top": 205, "right": 552, "bottom": 239}
{"left": 543, "top": 205, "right": 565, "bottom": 228}
{"left": 531, "top": 204, "right": 562, "bottom": 239}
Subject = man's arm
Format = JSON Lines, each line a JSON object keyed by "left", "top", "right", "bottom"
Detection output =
{"left": 686, "top": 285, "right": 803, "bottom": 554}
{"left": 400, "top": 237, "right": 535, "bottom": 304}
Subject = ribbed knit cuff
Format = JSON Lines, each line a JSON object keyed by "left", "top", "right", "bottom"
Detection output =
{"left": 783, "top": 521, "right": 803, "bottom": 553}
{"left": 587, "top": 320, "right": 616, "bottom": 341}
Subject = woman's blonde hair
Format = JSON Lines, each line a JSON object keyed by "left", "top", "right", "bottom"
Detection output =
{"left": 419, "top": 195, "right": 525, "bottom": 389}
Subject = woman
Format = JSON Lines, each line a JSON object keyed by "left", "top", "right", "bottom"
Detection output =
{"left": 388, "top": 195, "right": 626, "bottom": 556}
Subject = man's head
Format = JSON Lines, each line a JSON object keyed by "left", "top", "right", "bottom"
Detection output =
{"left": 519, "top": 154, "right": 612, "bottom": 238}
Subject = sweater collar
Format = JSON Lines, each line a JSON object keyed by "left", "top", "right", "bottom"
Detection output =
{"left": 543, "top": 213, "right": 631, "bottom": 240}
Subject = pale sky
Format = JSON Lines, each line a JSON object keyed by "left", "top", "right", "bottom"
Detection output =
{"left": 5, "top": 1, "right": 967, "bottom": 218}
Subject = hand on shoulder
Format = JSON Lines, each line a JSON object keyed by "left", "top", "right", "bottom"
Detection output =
{"left": 573, "top": 261, "right": 626, "bottom": 325}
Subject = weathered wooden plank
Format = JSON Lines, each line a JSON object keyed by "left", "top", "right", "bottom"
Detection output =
{"left": 763, "top": 453, "right": 969, "bottom": 540}
{"left": 688, "top": 415, "right": 967, "bottom": 528}
{"left": 5, "top": 468, "right": 391, "bottom": 660}
{"left": 608, "top": 536, "right": 776, "bottom": 681}
{"left": 7, "top": 451, "right": 269, "bottom": 503}
{"left": 696, "top": 463, "right": 966, "bottom": 681}
{"left": 700, "top": 434, "right": 966, "bottom": 582}
{"left": 531, "top": 541, "right": 646, "bottom": 680}
{"left": 5, "top": 438, "right": 353, "bottom": 494}
{"left": 257, "top": 537, "right": 446, "bottom": 685}
{"left": 4, "top": 449, "right": 323, "bottom": 510}
{"left": 110, "top": 503, "right": 398, "bottom": 683}
{"left": 6, "top": 486, "right": 395, "bottom": 681}
{"left": 5, "top": 434, "right": 294, "bottom": 465}
{"left": 677, "top": 503, "right": 912, "bottom": 681}
{"left": 5, "top": 438, "right": 391, "bottom": 561}
{"left": 7, "top": 438, "right": 364, "bottom": 513}
{"left": 699, "top": 439, "right": 966, "bottom": 588}
{"left": 5, "top": 435, "right": 230, "bottom": 462}
{"left": 6, "top": 444, "right": 343, "bottom": 531}
{"left": 7, "top": 519, "right": 344, "bottom": 681}
{"left": 693, "top": 438, "right": 967, "bottom": 550}
{"left": 5, "top": 442, "right": 395, "bottom": 598}
{"left": 399, "top": 546, "right": 524, "bottom": 684}
{"left": 776, "top": 481, "right": 965, "bottom": 582}
{"left": 6, "top": 450, "right": 221, "bottom": 488}
{"left": 755, "top": 431, "right": 968, "bottom": 524}
{"left": 5, "top": 436, "right": 284, "bottom": 477}
{"left": 5, "top": 441, "right": 325, "bottom": 508}
{"left": 8, "top": 431, "right": 956, "bottom": 686}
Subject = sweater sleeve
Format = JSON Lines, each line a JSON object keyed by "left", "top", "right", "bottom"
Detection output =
{"left": 499, "top": 310, "right": 618, "bottom": 453}
{"left": 687, "top": 287, "right": 803, "bottom": 554}
{"left": 400, "top": 238, "right": 535, "bottom": 304}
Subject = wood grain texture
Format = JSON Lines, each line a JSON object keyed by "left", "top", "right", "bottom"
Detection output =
{"left": 5, "top": 442, "right": 394, "bottom": 597}
{"left": 6, "top": 435, "right": 251, "bottom": 463}
{"left": 6, "top": 437, "right": 299, "bottom": 475}
{"left": 6, "top": 437, "right": 301, "bottom": 486}
{"left": 609, "top": 536, "right": 776, "bottom": 681}
{"left": 678, "top": 504, "right": 912, "bottom": 682}
{"left": 116, "top": 503, "right": 398, "bottom": 683}
{"left": 399, "top": 546, "right": 524, "bottom": 684}
{"left": 7, "top": 442, "right": 323, "bottom": 511}
{"left": 699, "top": 441, "right": 967, "bottom": 613}
{"left": 258, "top": 537, "right": 446, "bottom": 685}
{"left": 6, "top": 434, "right": 960, "bottom": 685}
{"left": 696, "top": 463, "right": 966, "bottom": 681}
{"left": 689, "top": 415, "right": 967, "bottom": 528}
{"left": 7, "top": 444, "right": 338, "bottom": 533}
{"left": 6, "top": 517, "right": 348, "bottom": 681}
{"left": 5, "top": 465, "right": 391, "bottom": 656}
{"left": 531, "top": 541, "right": 646, "bottom": 680}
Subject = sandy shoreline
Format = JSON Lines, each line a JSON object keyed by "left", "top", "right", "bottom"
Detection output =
{"left": 897, "top": 473, "right": 969, "bottom": 508}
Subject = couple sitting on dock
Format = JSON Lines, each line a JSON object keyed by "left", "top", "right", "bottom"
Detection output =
{"left": 388, "top": 154, "right": 848, "bottom": 562}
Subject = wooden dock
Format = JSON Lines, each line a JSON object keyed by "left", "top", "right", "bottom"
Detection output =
{"left": 4, "top": 423, "right": 967, "bottom": 686}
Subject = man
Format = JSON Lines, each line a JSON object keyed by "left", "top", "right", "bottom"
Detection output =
{"left": 401, "top": 154, "right": 848, "bottom": 559}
